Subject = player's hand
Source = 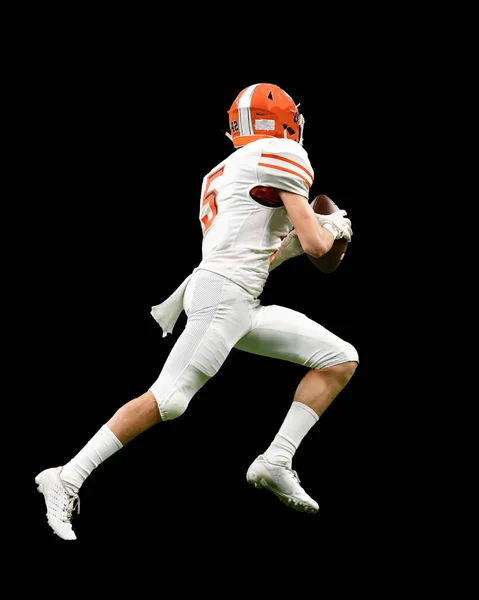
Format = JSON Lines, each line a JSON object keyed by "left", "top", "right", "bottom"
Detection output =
{"left": 269, "top": 230, "right": 304, "bottom": 272}
{"left": 316, "top": 210, "right": 352, "bottom": 242}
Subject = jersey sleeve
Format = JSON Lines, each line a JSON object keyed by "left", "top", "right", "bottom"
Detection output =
{"left": 255, "top": 138, "right": 314, "bottom": 199}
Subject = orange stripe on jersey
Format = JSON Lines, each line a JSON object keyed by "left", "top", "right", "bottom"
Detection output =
{"left": 260, "top": 153, "right": 313, "bottom": 180}
{"left": 258, "top": 161, "right": 312, "bottom": 187}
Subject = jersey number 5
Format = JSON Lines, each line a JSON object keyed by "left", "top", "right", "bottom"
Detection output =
{"left": 200, "top": 165, "right": 225, "bottom": 235}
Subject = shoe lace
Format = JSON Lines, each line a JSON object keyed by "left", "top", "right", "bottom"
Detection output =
{"left": 287, "top": 467, "right": 301, "bottom": 483}
{"left": 62, "top": 493, "right": 80, "bottom": 522}
{"left": 278, "top": 463, "right": 301, "bottom": 483}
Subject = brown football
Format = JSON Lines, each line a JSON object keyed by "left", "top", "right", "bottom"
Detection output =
{"left": 308, "top": 194, "right": 349, "bottom": 274}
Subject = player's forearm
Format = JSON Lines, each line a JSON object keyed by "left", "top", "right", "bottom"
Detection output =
{"left": 298, "top": 224, "right": 335, "bottom": 258}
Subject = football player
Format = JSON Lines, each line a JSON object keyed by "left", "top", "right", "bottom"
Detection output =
{"left": 36, "top": 83, "right": 358, "bottom": 540}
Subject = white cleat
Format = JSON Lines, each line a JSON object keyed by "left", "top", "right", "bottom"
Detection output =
{"left": 35, "top": 467, "right": 80, "bottom": 540}
{"left": 246, "top": 455, "right": 319, "bottom": 514}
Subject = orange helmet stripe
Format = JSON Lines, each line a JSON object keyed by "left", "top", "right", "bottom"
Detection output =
{"left": 237, "top": 84, "right": 259, "bottom": 139}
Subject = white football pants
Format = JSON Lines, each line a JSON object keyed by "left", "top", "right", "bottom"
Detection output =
{"left": 150, "top": 269, "right": 358, "bottom": 421}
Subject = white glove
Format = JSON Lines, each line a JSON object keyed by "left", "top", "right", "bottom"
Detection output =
{"left": 316, "top": 210, "right": 352, "bottom": 242}
{"left": 269, "top": 229, "right": 304, "bottom": 272}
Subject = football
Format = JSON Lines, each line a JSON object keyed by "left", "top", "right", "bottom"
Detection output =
{"left": 308, "top": 194, "right": 349, "bottom": 274}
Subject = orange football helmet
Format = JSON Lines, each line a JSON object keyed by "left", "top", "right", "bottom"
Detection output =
{"left": 227, "top": 83, "right": 305, "bottom": 148}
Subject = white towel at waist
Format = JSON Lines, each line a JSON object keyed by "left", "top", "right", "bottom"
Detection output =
{"left": 150, "top": 272, "right": 193, "bottom": 337}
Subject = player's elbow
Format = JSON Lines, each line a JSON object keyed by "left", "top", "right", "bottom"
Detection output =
{"left": 302, "top": 239, "right": 330, "bottom": 258}
{"left": 296, "top": 225, "right": 333, "bottom": 258}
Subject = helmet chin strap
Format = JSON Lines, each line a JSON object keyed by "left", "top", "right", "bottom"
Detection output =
{"left": 221, "top": 129, "right": 236, "bottom": 147}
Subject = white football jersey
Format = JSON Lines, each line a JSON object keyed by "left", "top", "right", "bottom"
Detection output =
{"left": 197, "top": 137, "right": 314, "bottom": 298}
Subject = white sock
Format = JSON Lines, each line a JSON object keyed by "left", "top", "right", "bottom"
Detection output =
{"left": 60, "top": 424, "right": 123, "bottom": 494}
{"left": 264, "top": 401, "right": 319, "bottom": 467}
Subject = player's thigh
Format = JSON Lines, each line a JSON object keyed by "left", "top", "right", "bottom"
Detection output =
{"left": 152, "top": 271, "right": 255, "bottom": 396}
{"left": 182, "top": 270, "right": 258, "bottom": 375}
{"left": 234, "top": 304, "right": 358, "bottom": 369}
{"left": 150, "top": 274, "right": 256, "bottom": 420}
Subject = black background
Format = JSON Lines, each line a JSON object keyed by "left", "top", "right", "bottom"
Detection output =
{"left": 20, "top": 20, "right": 422, "bottom": 590}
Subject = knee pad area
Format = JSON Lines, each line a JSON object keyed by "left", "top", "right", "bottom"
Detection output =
{"left": 156, "top": 391, "right": 190, "bottom": 421}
